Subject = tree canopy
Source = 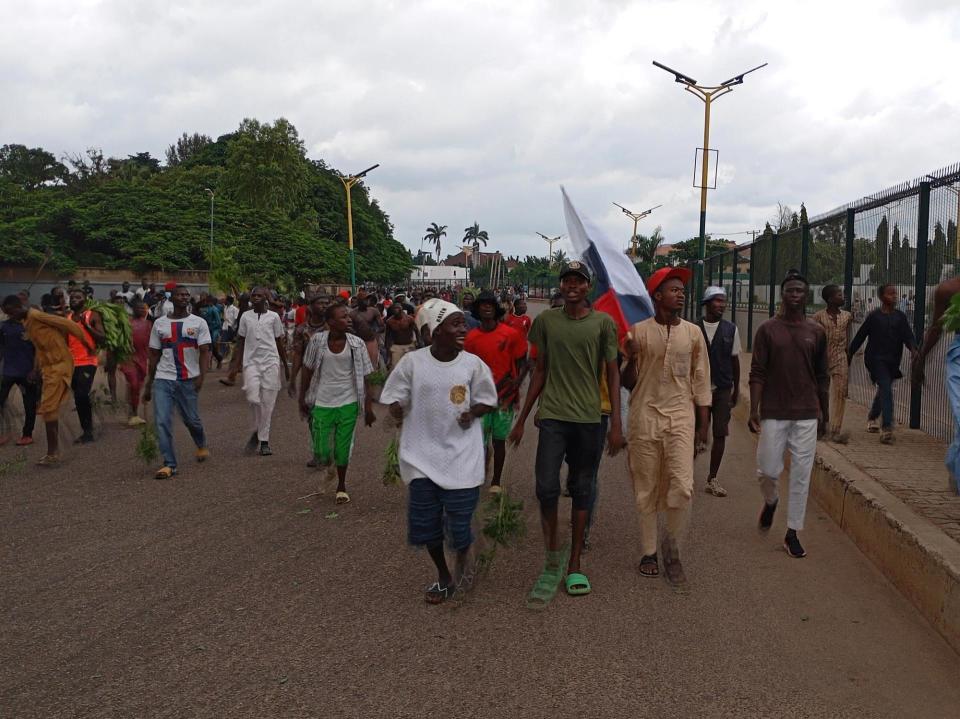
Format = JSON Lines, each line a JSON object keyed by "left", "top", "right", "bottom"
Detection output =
{"left": 0, "top": 118, "right": 411, "bottom": 288}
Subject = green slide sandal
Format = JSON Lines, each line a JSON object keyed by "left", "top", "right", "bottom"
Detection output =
{"left": 526, "top": 545, "right": 569, "bottom": 611}
{"left": 565, "top": 572, "right": 591, "bottom": 596}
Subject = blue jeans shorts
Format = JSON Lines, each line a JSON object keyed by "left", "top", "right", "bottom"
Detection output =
{"left": 407, "top": 478, "right": 480, "bottom": 551}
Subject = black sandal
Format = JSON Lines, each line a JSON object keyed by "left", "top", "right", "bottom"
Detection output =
{"left": 638, "top": 554, "right": 659, "bottom": 578}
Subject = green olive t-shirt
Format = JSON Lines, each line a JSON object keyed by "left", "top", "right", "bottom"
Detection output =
{"left": 528, "top": 308, "right": 619, "bottom": 423}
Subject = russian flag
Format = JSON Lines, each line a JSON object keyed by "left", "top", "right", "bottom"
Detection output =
{"left": 562, "top": 187, "right": 653, "bottom": 339}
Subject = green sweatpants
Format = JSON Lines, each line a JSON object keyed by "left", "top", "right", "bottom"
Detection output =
{"left": 311, "top": 402, "right": 359, "bottom": 466}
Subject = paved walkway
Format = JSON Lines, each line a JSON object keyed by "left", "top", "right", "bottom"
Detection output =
{"left": 831, "top": 401, "right": 960, "bottom": 543}
{"left": 2, "top": 359, "right": 960, "bottom": 716}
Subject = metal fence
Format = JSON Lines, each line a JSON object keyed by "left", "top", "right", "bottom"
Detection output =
{"left": 686, "top": 161, "right": 960, "bottom": 442}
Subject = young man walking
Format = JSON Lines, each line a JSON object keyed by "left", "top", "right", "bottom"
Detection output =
{"left": 464, "top": 290, "right": 527, "bottom": 494}
{"left": 349, "top": 294, "right": 384, "bottom": 369}
{"left": 812, "top": 285, "right": 853, "bottom": 443}
{"left": 143, "top": 286, "right": 211, "bottom": 479}
{"left": 299, "top": 304, "right": 376, "bottom": 504}
{"left": 67, "top": 288, "right": 106, "bottom": 444}
{"left": 0, "top": 296, "right": 40, "bottom": 446}
{"left": 230, "top": 287, "right": 288, "bottom": 456}
{"left": 750, "top": 271, "right": 829, "bottom": 559}
{"left": 622, "top": 268, "right": 711, "bottom": 584}
{"left": 385, "top": 303, "right": 420, "bottom": 370}
{"left": 508, "top": 261, "right": 624, "bottom": 606}
{"left": 848, "top": 282, "right": 917, "bottom": 444}
{"left": 913, "top": 275, "right": 960, "bottom": 493}
{"left": 120, "top": 299, "right": 152, "bottom": 426}
{"left": 380, "top": 300, "right": 497, "bottom": 603}
{"left": 697, "top": 286, "right": 741, "bottom": 497}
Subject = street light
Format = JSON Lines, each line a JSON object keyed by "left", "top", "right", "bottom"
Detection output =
{"left": 612, "top": 202, "right": 661, "bottom": 258}
{"left": 339, "top": 164, "right": 379, "bottom": 294}
{"left": 653, "top": 59, "right": 766, "bottom": 313}
{"left": 537, "top": 232, "right": 563, "bottom": 266}
{"left": 204, "top": 188, "right": 215, "bottom": 271}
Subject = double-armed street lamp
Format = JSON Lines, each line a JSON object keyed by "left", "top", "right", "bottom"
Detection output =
{"left": 537, "top": 232, "right": 563, "bottom": 266}
{"left": 340, "top": 164, "right": 380, "bottom": 294}
{"left": 652, "top": 59, "right": 766, "bottom": 312}
{"left": 612, "top": 202, "right": 661, "bottom": 258}
{"left": 204, "top": 188, "right": 215, "bottom": 271}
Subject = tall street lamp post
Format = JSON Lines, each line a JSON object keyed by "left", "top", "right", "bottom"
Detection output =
{"left": 612, "top": 202, "right": 661, "bottom": 258}
{"left": 537, "top": 232, "right": 563, "bottom": 267}
{"left": 653, "top": 60, "right": 766, "bottom": 313}
{"left": 204, "top": 188, "right": 215, "bottom": 271}
{"left": 340, "top": 164, "right": 379, "bottom": 295}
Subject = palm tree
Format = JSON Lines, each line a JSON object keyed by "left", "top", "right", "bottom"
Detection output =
{"left": 423, "top": 222, "right": 447, "bottom": 262}
{"left": 632, "top": 225, "right": 665, "bottom": 266}
{"left": 463, "top": 221, "right": 489, "bottom": 268}
{"left": 550, "top": 249, "right": 569, "bottom": 269}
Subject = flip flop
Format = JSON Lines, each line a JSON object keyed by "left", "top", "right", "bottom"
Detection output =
{"left": 35, "top": 454, "right": 61, "bottom": 467}
{"left": 335, "top": 491, "right": 350, "bottom": 504}
{"left": 565, "top": 572, "right": 591, "bottom": 596}
{"left": 638, "top": 554, "right": 659, "bottom": 578}
{"left": 155, "top": 466, "right": 177, "bottom": 480}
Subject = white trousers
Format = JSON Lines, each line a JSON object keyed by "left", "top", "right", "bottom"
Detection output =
{"left": 755, "top": 418, "right": 818, "bottom": 531}
{"left": 243, "top": 366, "right": 280, "bottom": 442}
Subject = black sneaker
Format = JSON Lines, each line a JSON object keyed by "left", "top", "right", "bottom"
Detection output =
{"left": 758, "top": 500, "right": 778, "bottom": 531}
{"left": 784, "top": 529, "right": 806, "bottom": 558}
{"left": 259, "top": 442, "right": 273, "bottom": 456}
{"left": 244, "top": 432, "right": 258, "bottom": 454}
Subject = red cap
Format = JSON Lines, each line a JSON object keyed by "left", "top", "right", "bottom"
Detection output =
{"left": 646, "top": 267, "right": 692, "bottom": 296}
{"left": 339, "top": 290, "right": 350, "bottom": 299}
{"left": 163, "top": 281, "right": 177, "bottom": 291}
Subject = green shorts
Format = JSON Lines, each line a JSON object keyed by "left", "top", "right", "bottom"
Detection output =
{"left": 311, "top": 402, "right": 359, "bottom": 467}
{"left": 483, "top": 406, "right": 515, "bottom": 443}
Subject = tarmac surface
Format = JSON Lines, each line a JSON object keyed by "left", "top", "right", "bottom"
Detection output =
{"left": 2, "top": 309, "right": 960, "bottom": 717}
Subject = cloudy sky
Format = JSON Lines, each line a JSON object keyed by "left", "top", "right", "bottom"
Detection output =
{"left": 3, "top": 0, "right": 959, "bottom": 260}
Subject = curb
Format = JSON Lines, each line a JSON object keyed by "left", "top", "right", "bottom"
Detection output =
{"left": 730, "top": 369, "right": 960, "bottom": 655}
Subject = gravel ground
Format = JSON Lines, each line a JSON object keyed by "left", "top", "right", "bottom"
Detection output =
{"left": 2, "top": 320, "right": 959, "bottom": 717}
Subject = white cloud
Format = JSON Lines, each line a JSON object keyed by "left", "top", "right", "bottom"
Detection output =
{"left": 2, "top": 0, "right": 959, "bottom": 260}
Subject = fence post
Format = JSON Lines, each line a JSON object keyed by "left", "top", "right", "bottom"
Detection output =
{"left": 800, "top": 221, "right": 810, "bottom": 279}
{"left": 747, "top": 243, "right": 756, "bottom": 351}
{"left": 731, "top": 248, "right": 738, "bottom": 327}
{"left": 768, "top": 233, "right": 778, "bottom": 317}
{"left": 844, "top": 208, "right": 855, "bottom": 312}
{"left": 910, "top": 181, "right": 931, "bottom": 429}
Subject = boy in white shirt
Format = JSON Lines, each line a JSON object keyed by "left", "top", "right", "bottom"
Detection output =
{"left": 380, "top": 300, "right": 498, "bottom": 604}
{"left": 229, "top": 287, "right": 288, "bottom": 456}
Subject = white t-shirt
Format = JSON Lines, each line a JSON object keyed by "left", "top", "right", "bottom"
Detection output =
{"left": 149, "top": 315, "right": 212, "bottom": 381}
{"left": 135, "top": 287, "right": 149, "bottom": 299}
{"left": 153, "top": 299, "right": 174, "bottom": 318}
{"left": 702, "top": 320, "right": 741, "bottom": 356}
{"left": 223, "top": 304, "right": 239, "bottom": 331}
{"left": 380, "top": 348, "right": 498, "bottom": 490}
{"left": 314, "top": 341, "right": 358, "bottom": 407}
{"left": 238, "top": 310, "right": 284, "bottom": 369}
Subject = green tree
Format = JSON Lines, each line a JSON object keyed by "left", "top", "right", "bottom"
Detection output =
{"left": 165, "top": 132, "right": 213, "bottom": 167}
{"left": 223, "top": 118, "right": 310, "bottom": 215}
{"left": 423, "top": 222, "right": 447, "bottom": 261}
{"left": 462, "top": 221, "right": 489, "bottom": 267}
{"left": 631, "top": 225, "right": 665, "bottom": 278}
{"left": 928, "top": 221, "right": 947, "bottom": 284}
{"left": 871, "top": 215, "right": 890, "bottom": 282}
{"left": 0, "top": 144, "right": 66, "bottom": 189}
{"left": 550, "top": 249, "right": 569, "bottom": 269}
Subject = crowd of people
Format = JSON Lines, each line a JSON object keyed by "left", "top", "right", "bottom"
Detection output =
{"left": 0, "top": 264, "right": 937, "bottom": 606}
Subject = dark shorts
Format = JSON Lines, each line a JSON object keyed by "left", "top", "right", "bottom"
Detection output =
{"left": 535, "top": 419, "right": 603, "bottom": 511}
{"left": 407, "top": 478, "right": 480, "bottom": 551}
{"left": 710, "top": 387, "right": 732, "bottom": 437}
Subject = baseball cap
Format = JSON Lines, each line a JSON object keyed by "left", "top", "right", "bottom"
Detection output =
{"left": 701, "top": 286, "right": 727, "bottom": 304}
{"left": 559, "top": 260, "right": 591, "bottom": 282}
{"left": 646, "top": 266, "right": 692, "bottom": 295}
{"left": 418, "top": 298, "right": 463, "bottom": 335}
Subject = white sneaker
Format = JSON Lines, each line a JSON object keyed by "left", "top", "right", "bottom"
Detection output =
{"left": 705, "top": 478, "right": 728, "bottom": 497}
{"left": 127, "top": 416, "right": 147, "bottom": 427}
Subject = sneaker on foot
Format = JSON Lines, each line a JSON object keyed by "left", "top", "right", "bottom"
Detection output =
{"left": 866, "top": 418, "right": 880, "bottom": 433}
{"left": 758, "top": 500, "right": 778, "bottom": 531}
{"left": 259, "top": 442, "right": 273, "bottom": 456}
{"left": 705, "top": 478, "right": 728, "bottom": 497}
{"left": 784, "top": 529, "right": 807, "bottom": 558}
{"left": 127, "top": 416, "right": 147, "bottom": 427}
{"left": 880, "top": 429, "right": 895, "bottom": 445}
{"left": 15, "top": 436, "right": 34, "bottom": 446}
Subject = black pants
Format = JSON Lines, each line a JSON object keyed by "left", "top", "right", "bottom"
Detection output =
{"left": 0, "top": 376, "right": 40, "bottom": 438}
{"left": 71, "top": 365, "right": 97, "bottom": 436}
{"left": 535, "top": 419, "right": 603, "bottom": 511}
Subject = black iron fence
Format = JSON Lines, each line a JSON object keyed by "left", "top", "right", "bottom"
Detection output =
{"left": 685, "top": 161, "right": 960, "bottom": 442}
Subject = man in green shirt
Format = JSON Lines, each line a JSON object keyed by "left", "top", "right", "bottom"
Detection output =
{"left": 509, "top": 261, "right": 625, "bottom": 608}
